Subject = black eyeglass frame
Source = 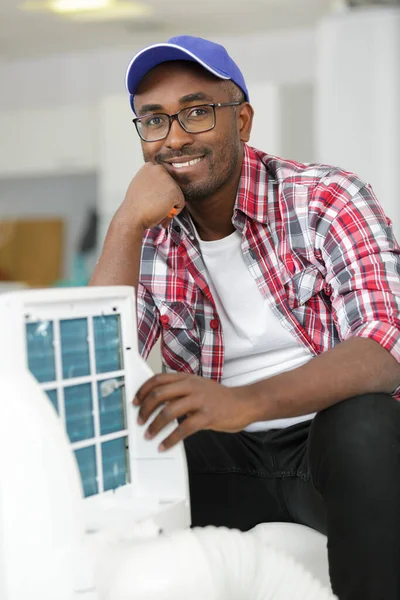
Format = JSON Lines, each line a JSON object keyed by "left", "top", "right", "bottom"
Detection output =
{"left": 132, "top": 101, "right": 242, "bottom": 142}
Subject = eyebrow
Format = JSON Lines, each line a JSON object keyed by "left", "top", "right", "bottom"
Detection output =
{"left": 137, "top": 92, "right": 215, "bottom": 116}
{"left": 137, "top": 103, "right": 163, "bottom": 116}
{"left": 179, "top": 92, "right": 214, "bottom": 105}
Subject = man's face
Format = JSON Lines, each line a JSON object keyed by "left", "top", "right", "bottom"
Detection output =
{"left": 134, "top": 61, "right": 252, "bottom": 203}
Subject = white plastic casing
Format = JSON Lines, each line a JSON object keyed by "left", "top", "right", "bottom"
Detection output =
{"left": 0, "top": 286, "right": 191, "bottom": 599}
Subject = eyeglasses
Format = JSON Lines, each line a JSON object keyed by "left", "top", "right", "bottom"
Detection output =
{"left": 132, "top": 102, "right": 242, "bottom": 142}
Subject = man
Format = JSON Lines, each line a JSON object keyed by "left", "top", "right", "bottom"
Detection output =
{"left": 91, "top": 35, "right": 400, "bottom": 599}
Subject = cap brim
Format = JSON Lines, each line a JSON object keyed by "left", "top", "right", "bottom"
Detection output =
{"left": 126, "top": 43, "right": 230, "bottom": 113}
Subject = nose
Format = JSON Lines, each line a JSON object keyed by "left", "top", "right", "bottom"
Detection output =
{"left": 165, "top": 116, "right": 194, "bottom": 151}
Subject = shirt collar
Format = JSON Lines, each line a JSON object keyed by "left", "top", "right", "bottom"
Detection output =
{"left": 233, "top": 144, "right": 270, "bottom": 230}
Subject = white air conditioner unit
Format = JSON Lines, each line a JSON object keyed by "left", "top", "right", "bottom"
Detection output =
{"left": 0, "top": 286, "right": 190, "bottom": 540}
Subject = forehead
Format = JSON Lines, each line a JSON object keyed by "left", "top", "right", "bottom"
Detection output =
{"left": 135, "top": 61, "right": 226, "bottom": 109}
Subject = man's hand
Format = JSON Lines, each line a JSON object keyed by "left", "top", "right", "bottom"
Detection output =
{"left": 133, "top": 373, "right": 258, "bottom": 451}
{"left": 117, "top": 162, "right": 186, "bottom": 232}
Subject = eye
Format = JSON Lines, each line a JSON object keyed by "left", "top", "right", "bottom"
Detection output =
{"left": 145, "top": 115, "right": 165, "bottom": 128}
{"left": 187, "top": 107, "right": 209, "bottom": 119}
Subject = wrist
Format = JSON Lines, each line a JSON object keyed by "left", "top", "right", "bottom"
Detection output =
{"left": 233, "top": 383, "right": 267, "bottom": 425}
{"left": 111, "top": 209, "right": 145, "bottom": 238}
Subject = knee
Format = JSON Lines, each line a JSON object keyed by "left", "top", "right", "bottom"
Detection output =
{"left": 308, "top": 393, "right": 400, "bottom": 485}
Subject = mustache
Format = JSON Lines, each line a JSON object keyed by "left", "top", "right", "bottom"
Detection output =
{"left": 155, "top": 148, "right": 211, "bottom": 164}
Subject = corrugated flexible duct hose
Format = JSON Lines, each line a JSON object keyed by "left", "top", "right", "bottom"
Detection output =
{"left": 96, "top": 526, "right": 336, "bottom": 600}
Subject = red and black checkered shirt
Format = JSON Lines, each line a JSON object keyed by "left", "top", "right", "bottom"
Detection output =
{"left": 137, "top": 144, "right": 400, "bottom": 398}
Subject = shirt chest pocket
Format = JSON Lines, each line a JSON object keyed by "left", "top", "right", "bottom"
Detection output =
{"left": 284, "top": 265, "right": 325, "bottom": 309}
{"left": 158, "top": 301, "right": 196, "bottom": 331}
{"left": 157, "top": 301, "right": 201, "bottom": 375}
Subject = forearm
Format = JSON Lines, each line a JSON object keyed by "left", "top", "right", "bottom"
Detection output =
{"left": 90, "top": 162, "right": 186, "bottom": 288}
{"left": 245, "top": 336, "right": 400, "bottom": 422}
{"left": 90, "top": 214, "right": 144, "bottom": 287}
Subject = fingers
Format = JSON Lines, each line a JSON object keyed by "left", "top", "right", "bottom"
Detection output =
{"left": 133, "top": 373, "right": 210, "bottom": 451}
{"left": 135, "top": 375, "right": 192, "bottom": 424}
{"left": 144, "top": 397, "right": 197, "bottom": 440}
{"left": 158, "top": 415, "right": 205, "bottom": 451}
{"left": 134, "top": 373, "right": 189, "bottom": 407}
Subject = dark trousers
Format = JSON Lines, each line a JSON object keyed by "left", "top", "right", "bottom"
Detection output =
{"left": 183, "top": 393, "right": 400, "bottom": 600}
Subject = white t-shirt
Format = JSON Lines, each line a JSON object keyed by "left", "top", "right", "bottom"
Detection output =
{"left": 196, "top": 228, "right": 315, "bottom": 432}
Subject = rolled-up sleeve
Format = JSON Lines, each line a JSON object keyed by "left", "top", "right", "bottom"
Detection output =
{"left": 136, "top": 282, "right": 160, "bottom": 360}
{"left": 322, "top": 182, "right": 400, "bottom": 395}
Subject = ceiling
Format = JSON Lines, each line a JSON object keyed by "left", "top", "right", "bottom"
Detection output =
{"left": 0, "top": 0, "right": 335, "bottom": 61}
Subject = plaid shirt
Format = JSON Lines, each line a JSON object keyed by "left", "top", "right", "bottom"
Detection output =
{"left": 137, "top": 144, "right": 400, "bottom": 399}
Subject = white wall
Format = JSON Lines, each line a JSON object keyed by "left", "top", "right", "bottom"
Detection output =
{"left": 0, "top": 106, "right": 97, "bottom": 177}
{"left": 315, "top": 6, "right": 400, "bottom": 240}
{"left": 0, "top": 29, "right": 316, "bottom": 111}
{"left": 97, "top": 94, "right": 142, "bottom": 225}
{"left": 280, "top": 83, "right": 315, "bottom": 164}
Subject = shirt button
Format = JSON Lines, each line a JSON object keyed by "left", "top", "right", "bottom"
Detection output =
{"left": 177, "top": 245, "right": 185, "bottom": 256}
{"left": 210, "top": 318, "right": 219, "bottom": 330}
{"left": 160, "top": 315, "right": 169, "bottom": 327}
{"left": 324, "top": 283, "right": 332, "bottom": 296}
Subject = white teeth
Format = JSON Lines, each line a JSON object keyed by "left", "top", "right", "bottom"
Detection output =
{"left": 171, "top": 157, "right": 202, "bottom": 169}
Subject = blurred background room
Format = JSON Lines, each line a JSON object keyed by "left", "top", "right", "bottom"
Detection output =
{"left": 0, "top": 0, "right": 399, "bottom": 369}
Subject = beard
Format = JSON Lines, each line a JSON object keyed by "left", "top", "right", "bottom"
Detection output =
{"left": 179, "top": 138, "right": 240, "bottom": 203}
{"left": 143, "top": 131, "right": 241, "bottom": 204}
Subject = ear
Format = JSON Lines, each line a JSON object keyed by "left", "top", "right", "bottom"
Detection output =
{"left": 238, "top": 103, "right": 254, "bottom": 143}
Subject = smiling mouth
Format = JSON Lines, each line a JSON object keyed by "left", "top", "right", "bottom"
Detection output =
{"left": 168, "top": 157, "right": 204, "bottom": 169}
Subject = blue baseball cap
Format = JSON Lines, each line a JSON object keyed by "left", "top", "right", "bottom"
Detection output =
{"left": 125, "top": 35, "right": 249, "bottom": 114}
